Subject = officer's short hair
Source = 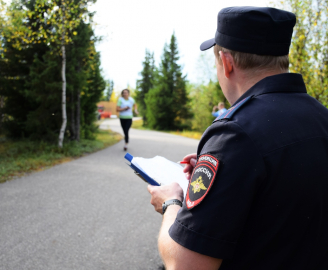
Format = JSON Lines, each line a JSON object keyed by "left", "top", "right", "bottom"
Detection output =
{"left": 214, "top": 44, "right": 289, "bottom": 73}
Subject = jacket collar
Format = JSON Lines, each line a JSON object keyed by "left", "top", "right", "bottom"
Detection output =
{"left": 232, "top": 73, "right": 307, "bottom": 106}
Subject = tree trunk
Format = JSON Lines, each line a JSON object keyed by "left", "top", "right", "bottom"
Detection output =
{"left": 58, "top": 38, "right": 67, "bottom": 148}
{"left": 0, "top": 96, "right": 4, "bottom": 133}
{"left": 75, "top": 65, "right": 81, "bottom": 142}
{"left": 76, "top": 90, "right": 80, "bottom": 142}
{"left": 71, "top": 89, "right": 75, "bottom": 140}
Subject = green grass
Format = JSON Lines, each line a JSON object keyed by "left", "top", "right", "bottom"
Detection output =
{"left": 168, "top": 130, "right": 203, "bottom": 140}
{"left": 0, "top": 129, "right": 122, "bottom": 183}
{"left": 131, "top": 119, "right": 150, "bottom": 130}
{"left": 132, "top": 119, "right": 203, "bottom": 140}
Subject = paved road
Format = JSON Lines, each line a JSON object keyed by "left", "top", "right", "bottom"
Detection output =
{"left": 0, "top": 119, "right": 199, "bottom": 270}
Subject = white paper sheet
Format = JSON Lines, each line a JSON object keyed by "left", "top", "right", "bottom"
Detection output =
{"left": 132, "top": 156, "right": 189, "bottom": 196}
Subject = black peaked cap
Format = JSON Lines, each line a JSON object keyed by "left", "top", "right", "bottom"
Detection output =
{"left": 200, "top": 6, "right": 296, "bottom": 56}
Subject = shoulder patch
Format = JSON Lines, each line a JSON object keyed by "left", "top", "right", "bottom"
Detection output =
{"left": 185, "top": 154, "right": 219, "bottom": 210}
{"left": 213, "top": 96, "right": 253, "bottom": 123}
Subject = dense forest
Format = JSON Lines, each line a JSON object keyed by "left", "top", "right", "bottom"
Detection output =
{"left": 0, "top": 0, "right": 106, "bottom": 147}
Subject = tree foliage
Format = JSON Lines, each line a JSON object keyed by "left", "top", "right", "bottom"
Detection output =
{"left": 27, "top": 0, "right": 96, "bottom": 147}
{"left": 277, "top": 0, "right": 328, "bottom": 107}
{"left": 195, "top": 51, "right": 217, "bottom": 84}
{"left": 0, "top": 0, "right": 49, "bottom": 137}
{"left": 1, "top": 0, "right": 97, "bottom": 146}
{"left": 103, "top": 79, "right": 114, "bottom": 101}
{"left": 0, "top": 1, "right": 6, "bottom": 57}
{"left": 0, "top": 0, "right": 105, "bottom": 143}
{"left": 145, "top": 34, "right": 192, "bottom": 130}
{"left": 188, "top": 81, "right": 225, "bottom": 133}
{"left": 135, "top": 49, "right": 155, "bottom": 126}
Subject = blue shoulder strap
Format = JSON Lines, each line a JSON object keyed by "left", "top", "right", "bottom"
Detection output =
{"left": 214, "top": 96, "right": 253, "bottom": 122}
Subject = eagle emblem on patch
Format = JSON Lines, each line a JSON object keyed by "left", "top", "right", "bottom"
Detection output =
{"left": 191, "top": 176, "right": 207, "bottom": 193}
{"left": 186, "top": 154, "right": 219, "bottom": 210}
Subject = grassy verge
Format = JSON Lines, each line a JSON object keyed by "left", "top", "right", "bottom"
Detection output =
{"left": 168, "top": 130, "right": 203, "bottom": 140}
{"left": 0, "top": 129, "right": 122, "bottom": 183}
{"left": 131, "top": 118, "right": 150, "bottom": 130}
{"left": 132, "top": 119, "right": 203, "bottom": 140}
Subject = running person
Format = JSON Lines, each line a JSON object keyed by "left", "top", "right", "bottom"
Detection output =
{"left": 116, "top": 89, "right": 138, "bottom": 151}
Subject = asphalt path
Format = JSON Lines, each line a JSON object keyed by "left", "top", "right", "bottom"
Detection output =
{"left": 0, "top": 118, "right": 199, "bottom": 270}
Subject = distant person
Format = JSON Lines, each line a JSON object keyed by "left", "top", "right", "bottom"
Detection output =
{"left": 116, "top": 89, "right": 138, "bottom": 151}
{"left": 212, "top": 102, "right": 227, "bottom": 117}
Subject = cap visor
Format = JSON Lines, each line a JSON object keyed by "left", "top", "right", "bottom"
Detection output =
{"left": 200, "top": 38, "right": 215, "bottom": 51}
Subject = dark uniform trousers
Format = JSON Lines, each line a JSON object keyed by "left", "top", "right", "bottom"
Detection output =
{"left": 169, "top": 73, "right": 328, "bottom": 270}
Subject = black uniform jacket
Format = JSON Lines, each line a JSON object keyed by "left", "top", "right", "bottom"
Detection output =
{"left": 169, "top": 73, "right": 328, "bottom": 270}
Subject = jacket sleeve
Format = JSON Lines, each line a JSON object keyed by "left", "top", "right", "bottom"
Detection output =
{"left": 169, "top": 121, "right": 267, "bottom": 259}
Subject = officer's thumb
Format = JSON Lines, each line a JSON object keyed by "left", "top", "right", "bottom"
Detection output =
{"left": 190, "top": 158, "right": 197, "bottom": 167}
{"left": 147, "top": 185, "right": 154, "bottom": 194}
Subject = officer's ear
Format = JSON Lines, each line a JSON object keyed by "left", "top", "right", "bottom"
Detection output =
{"left": 219, "top": 51, "right": 233, "bottom": 78}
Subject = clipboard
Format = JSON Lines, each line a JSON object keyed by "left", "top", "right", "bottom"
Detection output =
{"left": 124, "top": 153, "right": 160, "bottom": 186}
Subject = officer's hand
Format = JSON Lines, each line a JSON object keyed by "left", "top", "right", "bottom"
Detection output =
{"left": 147, "top": 182, "right": 183, "bottom": 214}
{"left": 181, "top": 153, "right": 197, "bottom": 180}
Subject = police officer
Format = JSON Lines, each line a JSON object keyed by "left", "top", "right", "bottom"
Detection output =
{"left": 148, "top": 6, "right": 328, "bottom": 270}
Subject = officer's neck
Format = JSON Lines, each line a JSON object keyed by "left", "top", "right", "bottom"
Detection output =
{"left": 225, "top": 69, "right": 287, "bottom": 105}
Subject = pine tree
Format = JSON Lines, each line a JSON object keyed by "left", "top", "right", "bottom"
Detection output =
{"left": 80, "top": 48, "right": 105, "bottom": 139}
{"left": 136, "top": 50, "right": 155, "bottom": 126}
{"left": 145, "top": 33, "right": 191, "bottom": 130}
{"left": 66, "top": 21, "right": 97, "bottom": 141}
{"left": 25, "top": 51, "right": 62, "bottom": 141}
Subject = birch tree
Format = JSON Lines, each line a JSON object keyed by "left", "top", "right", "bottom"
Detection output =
{"left": 25, "top": 0, "right": 95, "bottom": 147}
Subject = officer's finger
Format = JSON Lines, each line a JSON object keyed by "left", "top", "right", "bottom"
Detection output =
{"left": 181, "top": 153, "right": 197, "bottom": 162}
{"left": 183, "top": 164, "right": 193, "bottom": 173}
{"left": 190, "top": 158, "right": 197, "bottom": 167}
{"left": 147, "top": 185, "right": 155, "bottom": 194}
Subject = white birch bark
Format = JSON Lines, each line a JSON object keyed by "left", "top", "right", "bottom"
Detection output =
{"left": 58, "top": 31, "right": 67, "bottom": 148}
